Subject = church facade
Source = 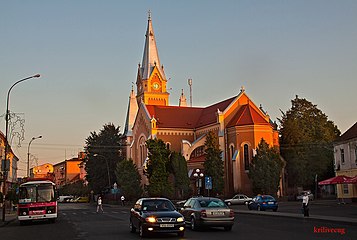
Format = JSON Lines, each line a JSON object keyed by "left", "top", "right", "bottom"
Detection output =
{"left": 122, "top": 14, "right": 282, "bottom": 196}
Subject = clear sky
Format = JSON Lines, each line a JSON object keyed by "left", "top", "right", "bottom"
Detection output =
{"left": 1, "top": 0, "right": 356, "bottom": 177}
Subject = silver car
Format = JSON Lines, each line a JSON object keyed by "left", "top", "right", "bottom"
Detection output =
{"left": 224, "top": 194, "right": 252, "bottom": 205}
{"left": 179, "top": 197, "right": 234, "bottom": 231}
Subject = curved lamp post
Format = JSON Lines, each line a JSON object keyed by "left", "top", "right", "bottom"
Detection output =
{"left": 93, "top": 154, "right": 111, "bottom": 189}
{"left": 27, "top": 135, "right": 42, "bottom": 177}
{"left": 2, "top": 74, "right": 41, "bottom": 222}
{"left": 193, "top": 168, "right": 204, "bottom": 196}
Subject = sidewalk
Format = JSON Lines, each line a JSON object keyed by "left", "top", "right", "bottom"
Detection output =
{"left": 0, "top": 207, "right": 17, "bottom": 227}
{"left": 235, "top": 208, "right": 357, "bottom": 225}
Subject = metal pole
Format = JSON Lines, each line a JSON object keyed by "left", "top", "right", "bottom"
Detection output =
{"left": 27, "top": 136, "right": 42, "bottom": 177}
{"left": 188, "top": 79, "right": 192, "bottom": 107}
{"left": 2, "top": 74, "right": 41, "bottom": 222}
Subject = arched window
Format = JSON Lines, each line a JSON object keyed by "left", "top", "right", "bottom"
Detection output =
{"left": 190, "top": 146, "right": 205, "bottom": 159}
{"left": 166, "top": 142, "right": 171, "bottom": 150}
{"left": 139, "top": 137, "right": 147, "bottom": 167}
{"left": 244, "top": 144, "right": 249, "bottom": 170}
{"left": 230, "top": 145, "right": 234, "bottom": 160}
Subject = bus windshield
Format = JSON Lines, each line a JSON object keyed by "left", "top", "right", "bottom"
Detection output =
{"left": 19, "top": 183, "right": 55, "bottom": 203}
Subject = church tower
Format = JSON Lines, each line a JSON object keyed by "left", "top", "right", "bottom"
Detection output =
{"left": 136, "top": 12, "right": 170, "bottom": 106}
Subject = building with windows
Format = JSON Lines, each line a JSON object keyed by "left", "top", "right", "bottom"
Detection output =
{"left": 122, "top": 14, "right": 282, "bottom": 196}
{"left": 333, "top": 122, "right": 357, "bottom": 201}
{"left": 0, "top": 131, "right": 18, "bottom": 195}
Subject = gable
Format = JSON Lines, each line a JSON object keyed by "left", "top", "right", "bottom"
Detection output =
{"left": 227, "top": 104, "right": 270, "bottom": 127}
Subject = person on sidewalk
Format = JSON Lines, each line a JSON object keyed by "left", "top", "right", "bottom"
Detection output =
{"left": 97, "top": 196, "right": 104, "bottom": 213}
{"left": 302, "top": 192, "right": 309, "bottom": 217}
{"left": 121, "top": 195, "right": 125, "bottom": 206}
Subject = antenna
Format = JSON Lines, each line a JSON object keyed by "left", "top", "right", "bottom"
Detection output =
{"left": 188, "top": 79, "right": 193, "bottom": 107}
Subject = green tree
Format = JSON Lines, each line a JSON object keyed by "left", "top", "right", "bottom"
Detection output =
{"left": 203, "top": 131, "right": 224, "bottom": 195}
{"left": 115, "top": 158, "right": 142, "bottom": 200}
{"left": 146, "top": 138, "right": 173, "bottom": 197}
{"left": 59, "top": 180, "right": 89, "bottom": 197}
{"left": 248, "top": 139, "right": 284, "bottom": 195}
{"left": 84, "top": 123, "right": 123, "bottom": 194}
{"left": 170, "top": 152, "right": 191, "bottom": 199}
{"left": 279, "top": 96, "right": 340, "bottom": 189}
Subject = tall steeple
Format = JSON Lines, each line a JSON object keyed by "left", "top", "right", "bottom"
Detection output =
{"left": 136, "top": 11, "right": 170, "bottom": 106}
{"left": 140, "top": 11, "right": 166, "bottom": 80}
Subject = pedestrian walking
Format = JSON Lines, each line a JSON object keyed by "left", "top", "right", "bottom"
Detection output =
{"left": 302, "top": 192, "right": 309, "bottom": 217}
{"left": 97, "top": 196, "right": 104, "bottom": 213}
{"left": 121, "top": 195, "right": 125, "bottom": 206}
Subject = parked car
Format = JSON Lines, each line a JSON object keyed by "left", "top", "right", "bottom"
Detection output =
{"left": 130, "top": 198, "right": 185, "bottom": 237}
{"left": 296, "top": 191, "right": 314, "bottom": 201}
{"left": 224, "top": 194, "right": 252, "bottom": 205}
{"left": 73, "top": 196, "right": 89, "bottom": 203}
{"left": 58, "top": 195, "right": 74, "bottom": 203}
{"left": 248, "top": 195, "right": 278, "bottom": 212}
{"left": 179, "top": 196, "right": 234, "bottom": 231}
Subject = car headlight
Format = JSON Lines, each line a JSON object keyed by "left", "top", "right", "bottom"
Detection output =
{"left": 145, "top": 217, "right": 156, "bottom": 223}
{"left": 177, "top": 217, "right": 184, "bottom": 222}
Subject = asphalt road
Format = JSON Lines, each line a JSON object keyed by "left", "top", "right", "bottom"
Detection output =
{"left": 1, "top": 203, "right": 356, "bottom": 240}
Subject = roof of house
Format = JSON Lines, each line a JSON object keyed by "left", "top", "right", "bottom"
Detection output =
{"left": 337, "top": 122, "right": 357, "bottom": 142}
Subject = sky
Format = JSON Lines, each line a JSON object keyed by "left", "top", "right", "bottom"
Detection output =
{"left": 1, "top": 0, "right": 356, "bottom": 177}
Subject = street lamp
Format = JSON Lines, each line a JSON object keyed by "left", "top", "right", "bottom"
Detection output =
{"left": 193, "top": 168, "right": 204, "bottom": 196}
{"left": 93, "top": 154, "right": 111, "bottom": 189}
{"left": 27, "top": 135, "right": 42, "bottom": 177}
{"left": 2, "top": 74, "right": 41, "bottom": 222}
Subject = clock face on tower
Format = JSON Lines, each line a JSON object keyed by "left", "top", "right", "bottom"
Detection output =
{"left": 153, "top": 82, "right": 160, "bottom": 90}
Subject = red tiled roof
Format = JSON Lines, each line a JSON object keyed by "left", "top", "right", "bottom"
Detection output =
{"left": 227, "top": 104, "right": 270, "bottom": 127}
{"left": 146, "top": 96, "right": 236, "bottom": 129}
{"left": 338, "top": 122, "right": 357, "bottom": 142}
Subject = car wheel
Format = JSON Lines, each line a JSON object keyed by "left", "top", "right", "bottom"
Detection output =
{"left": 227, "top": 201, "right": 231, "bottom": 206}
{"left": 177, "top": 231, "right": 185, "bottom": 237}
{"left": 224, "top": 226, "right": 232, "bottom": 231}
{"left": 139, "top": 224, "right": 146, "bottom": 237}
{"left": 257, "top": 205, "right": 261, "bottom": 211}
{"left": 248, "top": 204, "right": 252, "bottom": 210}
{"left": 129, "top": 220, "right": 136, "bottom": 233}
{"left": 273, "top": 208, "right": 278, "bottom": 212}
{"left": 190, "top": 217, "right": 198, "bottom": 231}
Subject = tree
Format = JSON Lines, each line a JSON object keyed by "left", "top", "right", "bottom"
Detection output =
{"left": 84, "top": 123, "right": 123, "bottom": 194}
{"left": 170, "top": 152, "right": 191, "bottom": 199}
{"left": 279, "top": 96, "right": 340, "bottom": 189}
{"left": 248, "top": 139, "right": 284, "bottom": 195}
{"left": 203, "top": 131, "right": 224, "bottom": 195}
{"left": 146, "top": 138, "right": 173, "bottom": 197}
{"left": 59, "top": 180, "right": 89, "bottom": 197}
{"left": 115, "top": 158, "right": 142, "bottom": 200}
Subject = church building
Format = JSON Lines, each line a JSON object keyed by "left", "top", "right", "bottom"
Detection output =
{"left": 122, "top": 13, "right": 281, "bottom": 196}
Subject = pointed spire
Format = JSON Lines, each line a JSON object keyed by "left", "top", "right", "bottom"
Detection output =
{"left": 140, "top": 12, "right": 166, "bottom": 80}
{"left": 179, "top": 89, "right": 187, "bottom": 107}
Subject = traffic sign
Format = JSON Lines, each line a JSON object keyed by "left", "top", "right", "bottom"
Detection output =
{"left": 205, "top": 176, "right": 212, "bottom": 190}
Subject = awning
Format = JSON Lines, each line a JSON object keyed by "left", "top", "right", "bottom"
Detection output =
{"left": 318, "top": 175, "right": 352, "bottom": 185}
{"left": 345, "top": 176, "right": 357, "bottom": 184}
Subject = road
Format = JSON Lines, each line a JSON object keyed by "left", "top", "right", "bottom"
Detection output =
{"left": 1, "top": 203, "right": 356, "bottom": 240}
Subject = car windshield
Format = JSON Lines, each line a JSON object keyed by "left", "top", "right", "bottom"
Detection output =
{"left": 142, "top": 200, "right": 175, "bottom": 211}
{"left": 199, "top": 199, "right": 225, "bottom": 208}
